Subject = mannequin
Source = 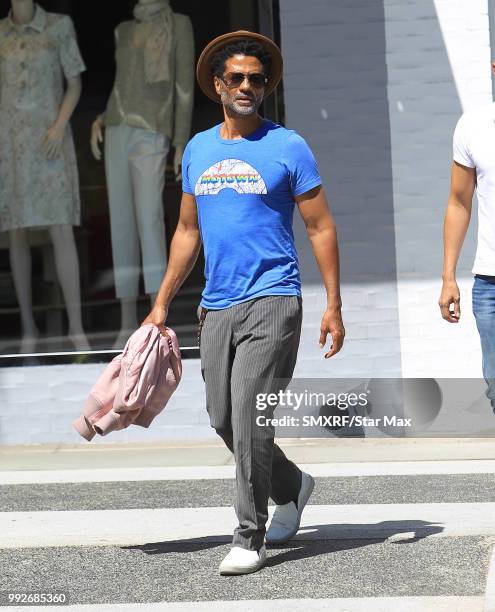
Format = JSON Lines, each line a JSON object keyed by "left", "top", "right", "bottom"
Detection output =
{"left": 90, "top": 0, "right": 194, "bottom": 348}
{"left": 0, "top": 0, "right": 89, "bottom": 353}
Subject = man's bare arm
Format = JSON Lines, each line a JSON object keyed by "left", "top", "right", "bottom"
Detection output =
{"left": 142, "top": 192, "right": 202, "bottom": 326}
{"left": 296, "top": 185, "right": 345, "bottom": 358}
{"left": 439, "top": 161, "right": 476, "bottom": 323}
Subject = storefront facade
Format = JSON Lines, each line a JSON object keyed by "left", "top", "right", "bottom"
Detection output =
{"left": 0, "top": 0, "right": 493, "bottom": 444}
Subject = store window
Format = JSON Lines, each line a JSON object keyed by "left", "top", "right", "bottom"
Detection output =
{"left": 0, "top": 0, "right": 282, "bottom": 362}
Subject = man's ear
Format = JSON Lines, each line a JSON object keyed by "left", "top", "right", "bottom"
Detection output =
{"left": 492, "top": 61, "right": 495, "bottom": 76}
{"left": 213, "top": 75, "right": 222, "bottom": 96}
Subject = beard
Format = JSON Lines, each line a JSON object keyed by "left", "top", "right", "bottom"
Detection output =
{"left": 220, "top": 90, "right": 264, "bottom": 116}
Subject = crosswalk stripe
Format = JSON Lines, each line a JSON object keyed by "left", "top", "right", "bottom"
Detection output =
{"left": 484, "top": 546, "right": 495, "bottom": 612}
{"left": 4, "top": 596, "right": 485, "bottom": 612}
{"left": 2, "top": 459, "right": 495, "bottom": 484}
{"left": 1, "top": 502, "right": 495, "bottom": 549}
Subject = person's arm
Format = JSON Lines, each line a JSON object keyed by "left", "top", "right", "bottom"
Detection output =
{"left": 438, "top": 161, "right": 476, "bottom": 322}
{"left": 296, "top": 185, "right": 345, "bottom": 358}
{"left": 43, "top": 15, "right": 85, "bottom": 160}
{"left": 91, "top": 23, "right": 118, "bottom": 161}
{"left": 172, "top": 16, "right": 195, "bottom": 179}
{"left": 41, "top": 75, "right": 82, "bottom": 160}
{"left": 142, "top": 192, "right": 202, "bottom": 326}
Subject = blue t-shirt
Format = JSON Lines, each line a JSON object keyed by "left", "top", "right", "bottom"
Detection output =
{"left": 182, "top": 119, "right": 322, "bottom": 309}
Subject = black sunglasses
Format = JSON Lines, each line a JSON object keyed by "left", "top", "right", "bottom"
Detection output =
{"left": 219, "top": 71, "right": 268, "bottom": 89}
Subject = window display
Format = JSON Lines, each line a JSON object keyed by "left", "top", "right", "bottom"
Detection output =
{"left": 0, "top": 0, "right": 281, "bottom": 359}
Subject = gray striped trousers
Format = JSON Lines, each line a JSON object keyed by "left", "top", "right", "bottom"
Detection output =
{"left": 197, "top": 295, "right": 303, "bottom": 551}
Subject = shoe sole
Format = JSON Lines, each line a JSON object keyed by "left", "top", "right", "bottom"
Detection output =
{"left": 265, "top": 474, "right": 315, "bottom": 544}
{"left": 220, "top": 561, "right": 265, "bottom": 576}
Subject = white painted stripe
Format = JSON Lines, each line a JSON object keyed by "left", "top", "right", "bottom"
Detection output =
{"left": 2, "top": 459, "right": 495, "bottom": 485}
{"left": 1, "top": 502, "right": 494, "bottom": 549}
{"left": 5, "top": 596, "right": 484, "bottom": 612}
{"left": 0, "top": 465, "right": 238, "bottom": 484}
{"left": 484, "top": 545, "right": 495, "bottom": 612}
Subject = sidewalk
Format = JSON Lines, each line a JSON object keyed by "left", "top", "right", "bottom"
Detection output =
{"left": 2, "top": 438, "right": 495, "bottom": 471}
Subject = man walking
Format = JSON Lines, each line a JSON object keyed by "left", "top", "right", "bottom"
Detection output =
{"left": 144, "top": 31, "right": 344, "bottom": 575}
{"left": 439, "top": 76, "right": 495, "bottom": 411}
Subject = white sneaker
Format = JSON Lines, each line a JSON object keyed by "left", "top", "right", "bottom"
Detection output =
{"left": 266, "top": 471, "right": 315, "bottom": 544}
{"left": 219, "top": 544, "right": 267, "bottom": 575}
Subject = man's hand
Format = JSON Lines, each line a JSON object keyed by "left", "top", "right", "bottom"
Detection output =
{"left": 142, "top": 304, "right": 169, "bottom": 327}
{"left": 439, "top": 279, "right": 461, "bottom": 323}
{"left": 319, "top": 307, "right": 345, "bottom": 358}
{"left": 42, "top": 123, "right": 65, "bottom": 160}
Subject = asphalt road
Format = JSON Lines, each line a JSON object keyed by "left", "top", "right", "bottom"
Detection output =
{"left": 0, "top": 461, "right": 494, "bottom": 611}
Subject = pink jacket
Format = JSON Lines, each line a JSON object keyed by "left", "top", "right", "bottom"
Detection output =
{"left": 72, "top": 324, "right": 182, "bottom": 441}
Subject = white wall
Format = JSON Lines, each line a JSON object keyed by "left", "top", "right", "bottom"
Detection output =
{"left": 281, "top": 0, "right": 402, "bottom": 378}
{"left": 280, "top": 0, "right": 492, "bottom": 379}
{"left": 0, "top": 361, "right": 215, "bottom": 445}
{"left": 385, "top": 0, "right": 492, "bottom": 376}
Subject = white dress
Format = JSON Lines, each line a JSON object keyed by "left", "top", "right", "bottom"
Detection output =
{"left": 0, "top": 3, "right": 86, "bottom": 232}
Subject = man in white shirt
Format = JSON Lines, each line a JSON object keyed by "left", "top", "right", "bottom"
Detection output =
{"left": 439, "top": 97, "right": 495, "bottom": 411}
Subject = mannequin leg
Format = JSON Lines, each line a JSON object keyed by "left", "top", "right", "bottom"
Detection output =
{"left": 117, "top": 296, "right": 138, "bottom": 343}
{"left": 8, "top": 228, "right": 39, "bottom": 353}
{"left": 129, "top": 130, "right": 169, "bottom": 297}
{"left": 113, "top": 298, "right": 139, "bottom": 349}
{"left": 48, "top": 224, "right": 90, "bottom": 351}
{"left": 105, "top": 126, "right": 141, "bottom": 349}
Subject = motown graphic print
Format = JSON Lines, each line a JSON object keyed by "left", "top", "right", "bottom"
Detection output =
{"left": 195, "top": 159, "right": 268, "bottom": 196}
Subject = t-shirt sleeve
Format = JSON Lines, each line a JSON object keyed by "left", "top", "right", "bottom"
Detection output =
{"left": 284, "top": 132, "right": 322, "bottom": 197}
{"left": 453, "top": 114, "right": 475, "bottom": 168}
{"left": 58, "top": 16, "right": 86, "bottom": 79}
{"left": 181, "top": 139, "right": 194, "bottom": 195}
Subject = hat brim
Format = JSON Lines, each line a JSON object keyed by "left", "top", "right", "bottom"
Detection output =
{"left": 196, "top": 30, "right": 283, "bottom": 103}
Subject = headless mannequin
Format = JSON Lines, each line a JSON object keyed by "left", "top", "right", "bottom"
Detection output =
{"left": 7, "top": 0, "right": 89, "bottom": 353}
{"left": 90, "top": 0, "right": 188, "bottom": 348}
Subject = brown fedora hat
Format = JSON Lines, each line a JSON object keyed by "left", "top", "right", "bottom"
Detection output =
{"left": 196, "top": 30, "right": 283, "bottom": 103}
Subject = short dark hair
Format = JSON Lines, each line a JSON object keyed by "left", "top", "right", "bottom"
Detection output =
{"left": 210, "top": 40, "right": 272, "bottom": 78}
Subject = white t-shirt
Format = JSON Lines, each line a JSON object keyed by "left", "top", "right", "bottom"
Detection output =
{"left": 453, "top": 103, "right": 495, "bottom": 275}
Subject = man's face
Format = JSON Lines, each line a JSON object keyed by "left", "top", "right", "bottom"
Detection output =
{"left": 214, "top": 54, "right": 266, "bottom": 116}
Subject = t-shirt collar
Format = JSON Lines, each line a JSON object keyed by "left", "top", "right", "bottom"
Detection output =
{"left": 7, "top": 3, "right": 47, "bottom": 34}
{"left": 215, "top": 118, "right": 269, "bottom": 144}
